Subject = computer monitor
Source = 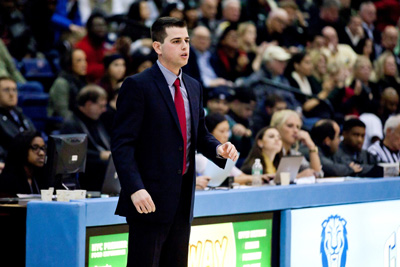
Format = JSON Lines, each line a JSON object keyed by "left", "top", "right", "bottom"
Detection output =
{"left": 45, "top": 134, "right": 88, "bottom": 189}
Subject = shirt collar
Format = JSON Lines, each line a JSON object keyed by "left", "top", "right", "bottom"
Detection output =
{"left": 157, "top": 60, "right": 183, "bottom": 87}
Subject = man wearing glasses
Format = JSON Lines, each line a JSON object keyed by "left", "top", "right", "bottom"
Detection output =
{"left": 0, "top": 76, "right": 36, "bottom": 167}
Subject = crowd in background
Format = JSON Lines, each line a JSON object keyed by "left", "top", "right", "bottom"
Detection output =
{"left": 1, "top": 0, "right": 400, "bottom": 195}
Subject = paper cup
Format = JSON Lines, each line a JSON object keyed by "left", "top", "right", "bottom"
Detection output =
{"left": 56, "top": 190, "right": 72, "bottom": 202}
{"left": 73, "top": 190, "right": 86, "bottom": 200}
{"left": 41, "top": 189, "right": 53, "bottom": 201}
{"left": 280, "top": 172, "right": 291, "bottom": 186}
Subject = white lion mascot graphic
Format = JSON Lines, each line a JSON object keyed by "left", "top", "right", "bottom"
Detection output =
{"left": 320, "top": 215, "right": 348, "bottom": 267}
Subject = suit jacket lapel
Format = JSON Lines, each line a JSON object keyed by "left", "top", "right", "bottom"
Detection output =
{"left": 151, "top": 64, "right": 181, "bottom": 131}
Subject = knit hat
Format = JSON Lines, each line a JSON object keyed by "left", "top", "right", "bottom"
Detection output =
{"left": 103, "top": 54, "right": 124, "bottom": 69}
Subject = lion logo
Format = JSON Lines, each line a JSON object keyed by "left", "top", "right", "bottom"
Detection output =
{"left": 320, "top": 215, "right": 348, "bottom": 267}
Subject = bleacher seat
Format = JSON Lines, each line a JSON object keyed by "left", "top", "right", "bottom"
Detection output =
{"left": 18, "top": 93, "right": 49, "bottom": 132}
{"left": 21, "top": 58, "right": 54, "bottom": 78}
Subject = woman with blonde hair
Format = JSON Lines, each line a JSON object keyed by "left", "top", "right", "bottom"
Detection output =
{"left": 374, "top": 51, "right": 400, "bottom": 92}
{"left": 237, "top": 21, "right": 267, "bottom": 72}
{"left": 270, "top": 109, "right": 323, "bottom": 178}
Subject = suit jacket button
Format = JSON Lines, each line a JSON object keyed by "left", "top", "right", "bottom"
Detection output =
{"left": 178, "top": 146, "right": 183, "bottom": 151}
{"left": 177, "top": 170, "right": 182, "bottom": 175}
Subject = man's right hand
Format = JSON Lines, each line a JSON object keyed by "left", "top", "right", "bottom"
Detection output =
{"left": 131, "top": 189, "right": 156, "bottom": 214}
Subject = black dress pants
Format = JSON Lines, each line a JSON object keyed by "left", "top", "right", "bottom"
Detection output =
{"left": 126, "top": 174, "right": 192, "bottom": 267}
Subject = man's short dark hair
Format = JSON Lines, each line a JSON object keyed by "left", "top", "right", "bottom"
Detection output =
{"left": 151, "top": 17, "right": 187, "bottom": 43}
{"left": 231, "top": 87, "right": 256, "bottom": 103}
{"left": 265, "top": 94, "right": 284, "bottom": 108}
{"left": 0, "top": 76, "right": 16, "bottom": 85}
{"left": 77, "top": 85, "right": 107, "bottom": 106}
{"left": 311, "top": 119, "right": 335, "bottom": 147}
{"left": 343, "top": 118, "right": 365, "bottom": 132}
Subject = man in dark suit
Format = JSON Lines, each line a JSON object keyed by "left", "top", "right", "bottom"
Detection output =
{"left": 60, "top": 84, "right": 110, "bottom": 190}
{"left": 111, "top": 17, "right": 238, "bottom": 267}
{"left": 0, "top": 76, "right": 36, "bottom": 164}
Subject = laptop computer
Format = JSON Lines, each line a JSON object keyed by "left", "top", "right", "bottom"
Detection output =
{"left": 274, "top": 155, "right": 303, "bottom": 185}
{"left": 101, "top": 155, "right": 121, "bottom": 196}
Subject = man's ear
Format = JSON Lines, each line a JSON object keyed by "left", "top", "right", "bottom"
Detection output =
{"left": 152, "top": 41, "right": 162, "bottom": 55}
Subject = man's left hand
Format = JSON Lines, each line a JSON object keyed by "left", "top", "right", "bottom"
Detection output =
{"left": 217, "top": 142, "right": 239, "bottom": 162}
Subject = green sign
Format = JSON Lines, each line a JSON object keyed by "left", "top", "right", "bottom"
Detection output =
{"left": 88, "top": 233, "right": 129, "bottom": 267}
{"left": 233, "top": 220, "right": 272, "bottom": 267}
{"left": 88, "top": 219, "right": 272, "bottom": 267}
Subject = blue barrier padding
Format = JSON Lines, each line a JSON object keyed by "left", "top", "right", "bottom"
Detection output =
{"left": 193, "top": 178, "right": 400, "bottom": 217}
{"left": 72, "top": 197, "right": 126, "bottom": 227}
{"left": 280, "top": 210, "right": 292, "bottom": 267}
{"left": 26, "top": 201, "right": 86, "bottom": 267}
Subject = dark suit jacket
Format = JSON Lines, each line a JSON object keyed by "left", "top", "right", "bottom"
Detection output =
{"left": 0, "top": 107, "right": 36, "bottom": 161}
{"left": 111, "top": 64, "right": 226, "bottom": 224}
{"left": 60, "top": 110, "right": 110, "bottom": 190}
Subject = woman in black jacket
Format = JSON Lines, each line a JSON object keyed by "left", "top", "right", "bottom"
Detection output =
{"left": 0, "top": 131, "right": 46, "bottom": 196}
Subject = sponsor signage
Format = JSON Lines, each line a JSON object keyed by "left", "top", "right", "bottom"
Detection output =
{"left": 289, "top": 199, "right": 400, "bottom": 267}
{"left": 88, "top": 219, "right": 272, "bottom": 267}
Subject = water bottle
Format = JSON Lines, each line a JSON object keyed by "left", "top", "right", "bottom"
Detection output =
{"left": 252, "top": 158, "right": 263, "bottom": 187}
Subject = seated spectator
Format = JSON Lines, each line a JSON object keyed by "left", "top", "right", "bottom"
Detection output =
{"left": 48, "top": 48, "right": 87, "bottom": 120}
{"left": 99, "top": 54, "right": 126, "bottom": 101}
{"left": 50, "top": 0, "right": 85, "bottom": 44}
{"left": 220, "top": 0, "right": 242, "bottom": 24}
{"left": 226, "top": 87, "right": 256, "bottom": 163}
{"left": 130, "top": 49, "right": 156, "bottom": 75}
{"left": 120, "top": 1, "right": 152, "bottom": 43}
{"left": 211, "top": 23, "right": 253, "bottom": 82}
{"left": 237, "top": 21, "right": 265, "bottom": 72}
{"left": 354, "top": 38, "right": 374, "bottom": 62}
{"left": 183, "top": 26, "right": 233, "bottom": 88}
{"left": 309, "top": 49, "right": 328, "bottom": 83}
{"left": 205, "top": 86, "right": 231, "bottom": 115}
{"left": 0, "top": 131, "right": 46, "bottom": 196}
{"left": 368, "top": 115, "right": 400, "bottom": 163}
{"left": 0, "top": 77, "right": 36, "bottom": 162}
{"left": 334, "top": 118, "right": 383, "bottom": 177}
{"left": 374, "top": 51, "right": 400, "bottom": 95}
{"left": 377, "top": 25, "right": 400, "bottom": 69}
{"left": 333, "top": 56, "right": 378, "bottom": 117}
{"left": 240, "top": 45, "right": 301, "bottom": 111}
{"left": 338, "top": 15, "right": 365, "bottom": 52}
{"left": 241, "top": 126, "right": 282, "bottom": 177}
{"left": 75, "top": 13, "right": 113, "bottom": 83}
{"left": 251, "top": 94, "right": 287, "bottom": 138}
{"left": 0, "top": 0, "right": 37, "bottom": 60}
{"left": 285, "top": 52, "right": 334, "bottom": 118}
{"left": 310, "top": 119, "right": 363, "bottom": 177}
{"left": 256, "top": 8, "right": 290, "bottom": 46}
{"left": 279, "top": 0, "right": 308, "bottom": 49}
{"left": 196, "top": 113, "right": 260, "bottom": 189}
{"left": 100, "top": 85, "right": 120, "bottom": 136}
{"left": 60, "top": 85, "right": 110, "bottom": 191}
{"left": 321, "top": 26, "right": 357, "bottom": 79}
{"left": 198, "top": 0, "right": 219, "bottom": 38}
{"left": 375, "top": 87, "right": 399, "bottom": 125}
{"left": 270, "top": 109, "right": 323, "bottom": 178}
{"left": 161, "top": 2, "right": 185, "bottom": 20}
{"left": 308, "top": 0, "right": 342, "bottom": 35}
{"left": 184, "top": 1, "right": 200, "bottom": 32}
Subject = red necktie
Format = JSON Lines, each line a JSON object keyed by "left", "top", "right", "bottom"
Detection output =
{"left": 174, "top": 78, "right": 187, "bottom": 174}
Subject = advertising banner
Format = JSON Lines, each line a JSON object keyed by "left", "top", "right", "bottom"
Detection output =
{"left": 88, "top": 219, "right": 272, "bottom": 267}
{"left": 290, "top": 199, "right": 400, "bottom": 267}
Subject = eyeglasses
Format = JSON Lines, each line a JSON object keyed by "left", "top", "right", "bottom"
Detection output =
{"left": 30, "top": 145, "right": 47, "bottom": 153}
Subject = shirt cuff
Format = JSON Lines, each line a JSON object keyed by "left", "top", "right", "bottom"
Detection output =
{"left": 216, "top": 144, "right": 224, "bottom": 159}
